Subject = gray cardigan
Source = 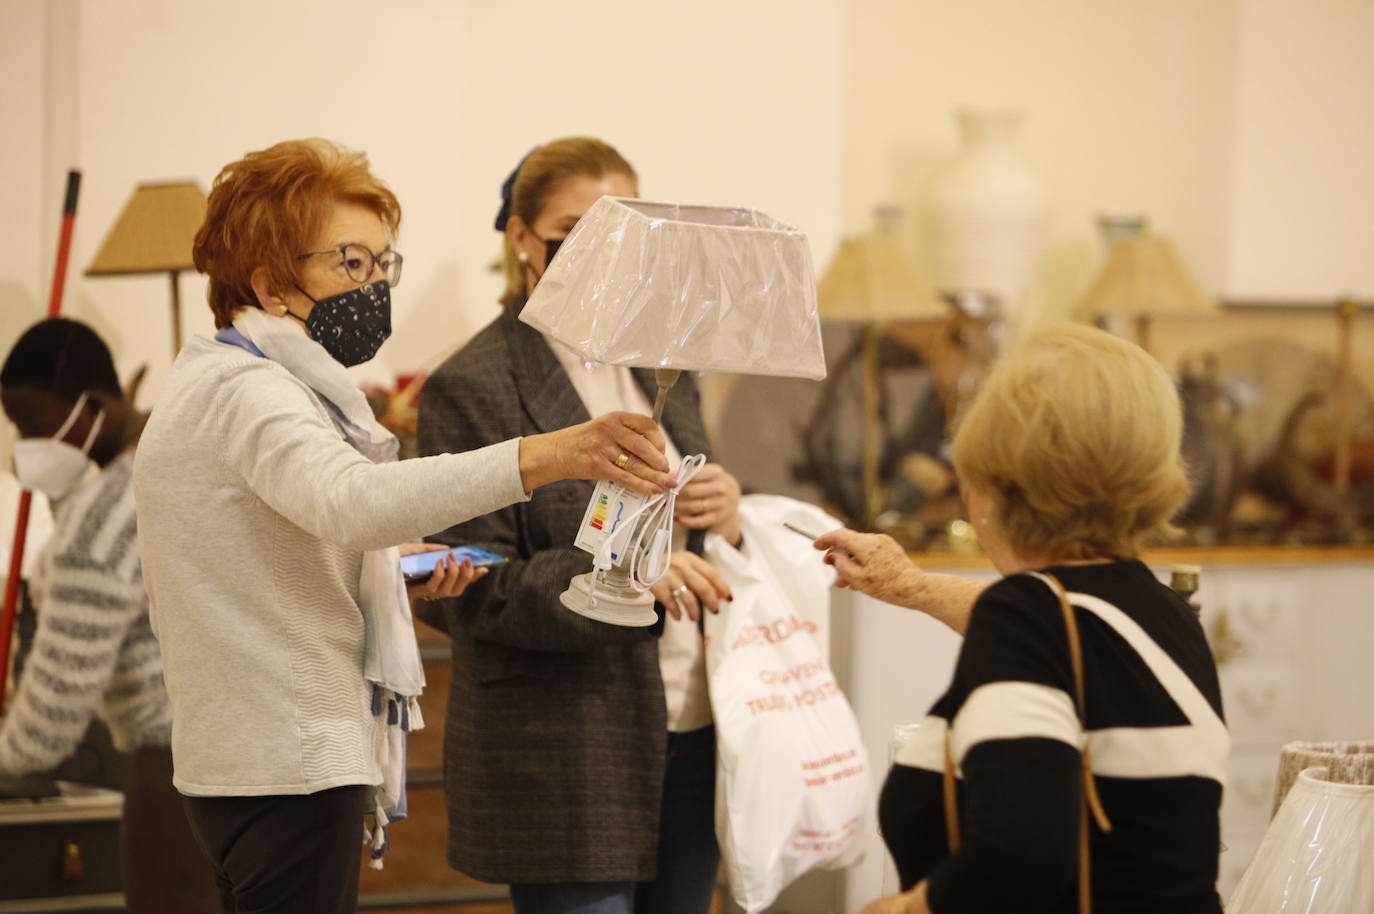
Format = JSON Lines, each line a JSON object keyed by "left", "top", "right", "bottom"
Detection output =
{"left": 417, "top": 304, "right": 712, "bottom": 883}
{"left": 135, "top": 336, "right": 527, "bottom": 796}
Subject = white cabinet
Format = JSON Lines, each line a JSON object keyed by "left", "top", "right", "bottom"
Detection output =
{"left": 1190, "top": 562, "right": 1374, "bottom": 900}
{"left": 835, "top": 554, "right": 1374, "bottom": 911}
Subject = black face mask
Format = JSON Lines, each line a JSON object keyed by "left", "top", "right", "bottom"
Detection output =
{"left": 291, "top": 280, "right": 392, "bottom": 367}
{"left": 539, "top": 235, "right": 564, "bottom": 275}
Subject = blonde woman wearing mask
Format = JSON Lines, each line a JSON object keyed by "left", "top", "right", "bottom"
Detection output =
{"left": 418, "top": 137, "right": 741, "bottom": 914}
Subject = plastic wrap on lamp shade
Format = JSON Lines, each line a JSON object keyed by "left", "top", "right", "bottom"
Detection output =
{"left": 519, "top": 196, "right": 826, "bottom": 380}
{"left": 1227, "top": 767, "right": 1374, "bottom": 913}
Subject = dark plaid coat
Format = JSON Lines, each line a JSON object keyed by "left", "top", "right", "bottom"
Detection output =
{"left": 416, "top": 303, "right": 711, "bottom": 883}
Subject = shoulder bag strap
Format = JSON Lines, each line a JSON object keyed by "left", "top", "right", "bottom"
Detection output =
{"left": 942, "top": 572, "right": 1112, "bottom": 914}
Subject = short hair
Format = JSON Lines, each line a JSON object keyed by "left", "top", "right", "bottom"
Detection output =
{"left": 499, "top": 137, "right": 638, "bottom": 307}
{"left": 193, "top": 138, "right": 401, "bottom": 329}
{"left": 952, "top": 323, "right": 1189, "bottom": 560}
{"left": 1, "top": 317, "right": 121, "bottom": 401}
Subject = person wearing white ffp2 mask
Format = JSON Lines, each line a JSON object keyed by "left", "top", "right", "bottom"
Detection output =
{"left": 11, "top": 390, "right": 104, "bottom": 500}
{"left": 0, "top": 317, "right": 220, "bottom": 913}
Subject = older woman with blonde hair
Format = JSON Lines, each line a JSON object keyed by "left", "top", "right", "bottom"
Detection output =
{"left": 816, "top": 324, "right": 1229, "bottom": 914}
{"left": 133, "top": 138, "right": 675, "bottom": 914}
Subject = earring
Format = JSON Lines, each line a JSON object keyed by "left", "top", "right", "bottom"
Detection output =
{"left": 517, "top": 251, "right": 529, "bottom": 265}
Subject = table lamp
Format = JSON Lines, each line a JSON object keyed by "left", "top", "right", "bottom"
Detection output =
{"left": 86, "top": 181, "right": 208, "bottom": 359}
{"left": 1075, "top": 215, "right": 1215, "bottom": 354}
{"left": 520, "top": 196, "right": 825, "bottom": 625}
{"left": 817, "top": 205, "right": 946, "bottom": 526}
{"left": 1229, "top": 764, "right": 1374, "bottom": 912}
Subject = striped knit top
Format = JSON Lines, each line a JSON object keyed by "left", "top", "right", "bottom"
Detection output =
{"left": 880, "top": 560, "right": 1229, "bottom": 914}
{"left": 0, "top": 452, "right": 172, "bottom": 774}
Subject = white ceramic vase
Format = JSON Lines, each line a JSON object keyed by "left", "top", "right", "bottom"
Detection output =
{"left": 927, "top": 108, "right": 1048, "bottom": 317}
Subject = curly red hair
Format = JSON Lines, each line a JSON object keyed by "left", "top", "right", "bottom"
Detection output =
{"left": 193, "top": 138, "right": 401, "bottom": 329}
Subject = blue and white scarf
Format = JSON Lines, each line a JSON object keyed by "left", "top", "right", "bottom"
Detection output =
{"left": 221, "top": 308, "right": 424, "bottom": 868}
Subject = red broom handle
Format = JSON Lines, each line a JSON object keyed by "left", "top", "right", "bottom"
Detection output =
{"left": 0, "top": 170, "right": 81, "bottom": 709}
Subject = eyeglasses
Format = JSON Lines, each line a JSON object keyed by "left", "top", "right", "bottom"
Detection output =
{"left": 298, "top": 243, "right": 403, "bottom": 287}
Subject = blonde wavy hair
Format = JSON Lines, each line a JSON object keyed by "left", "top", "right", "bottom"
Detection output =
{"left": 952, "top": 323, "right": 1190, "bottom": 560}
{"left": 498, "top": 137, "right": 637, "bottom": 307}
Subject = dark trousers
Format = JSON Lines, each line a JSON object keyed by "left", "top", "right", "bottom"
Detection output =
{"left": 181, "top": 784, "right": 369, "bottom": 914}
{"left": 121, "top": 746, "right": 219, "bottom": 914}
{"left": 510, "top": 726, "right": 721, "bottom": 914}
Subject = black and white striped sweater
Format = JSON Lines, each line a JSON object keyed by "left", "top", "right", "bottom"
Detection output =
{"left": 0, "top": 452, "right": 172, "bottom": 774}
{"left": 880, "top": 560, "right": 1228, "bottom": 914}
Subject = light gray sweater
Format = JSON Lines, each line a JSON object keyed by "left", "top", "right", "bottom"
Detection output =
{"left": 134, "top": 336, "right": 528, "bottom": 796}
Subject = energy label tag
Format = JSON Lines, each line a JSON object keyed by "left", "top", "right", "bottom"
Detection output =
{"left": 574, "top": 480, "right": 649, "bottom": 562}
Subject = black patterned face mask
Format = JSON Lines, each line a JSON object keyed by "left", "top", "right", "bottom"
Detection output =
{"left": 292, "top": 280, "right": 392, "bottom": 367}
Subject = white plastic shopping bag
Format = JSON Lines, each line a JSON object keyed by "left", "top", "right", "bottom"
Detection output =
{"left": 704, "top": 496, "right": 873, "bottom": 913}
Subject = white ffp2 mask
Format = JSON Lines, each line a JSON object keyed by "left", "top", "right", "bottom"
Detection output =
{"left": 12, "top": 391, "right": 105, "bottom": 500}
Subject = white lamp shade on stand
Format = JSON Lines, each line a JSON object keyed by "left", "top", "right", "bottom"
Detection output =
{"left": 521, "top": 196, "right": 825, "bottom": 379}
{"left": 521, "top": 196, "right": 825, "bottom": 625}
{"left": 1228, "top": 767, "right": 1374, "bottom": 912}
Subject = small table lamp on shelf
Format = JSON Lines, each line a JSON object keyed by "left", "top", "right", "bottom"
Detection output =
{"left": 817, "top": 205, "right": 946, "bottom": 527}
{"left": 520, "top": 195, "right": 826, "bottom": 625}
{"left": 1076, "top": 215, "right": 1215, "bottom": 354}
{"left": 86, "top": 181, "right": 208, "bottom": 360}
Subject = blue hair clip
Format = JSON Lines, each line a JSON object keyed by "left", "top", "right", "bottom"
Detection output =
{"left": 494, "top": 147, "right": 539, "bottom": 232}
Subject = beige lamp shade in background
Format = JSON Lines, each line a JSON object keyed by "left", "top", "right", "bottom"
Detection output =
{"left": 86, "top": 181, "right": 209, "bottom": 358}
{"left": 817, "top": 205, "right": 945, "bottom": 526}
{"left": 1076, "top": 215, "right": 1216, "bottom": 353}
{"left": 819, "top": 206, "right": 946, "bottom": 323}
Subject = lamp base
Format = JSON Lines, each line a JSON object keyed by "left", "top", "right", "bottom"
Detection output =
{"left": 559, "top": 572, "right": 658, "bottom": 627}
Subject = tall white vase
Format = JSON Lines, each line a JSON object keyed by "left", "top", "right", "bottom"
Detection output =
{"left": 927, "top": 109, "right": 1048, "bottom": 319}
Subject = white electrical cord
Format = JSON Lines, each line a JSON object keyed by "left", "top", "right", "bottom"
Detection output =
{"left": 591, "top": 453, "right": 708, "bottom": 593}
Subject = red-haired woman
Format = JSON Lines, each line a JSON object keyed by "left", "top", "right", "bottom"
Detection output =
{"left": 132, "top": 138, "right": 675, "bottom": 914}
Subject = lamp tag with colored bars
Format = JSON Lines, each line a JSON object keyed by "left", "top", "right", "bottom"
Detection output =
{"left": 573, "top": 480, "right": 649, "bottom": 563}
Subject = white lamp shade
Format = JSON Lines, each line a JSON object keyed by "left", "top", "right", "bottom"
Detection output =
{"left": 519, "top": 196, "right": 826, "bottom": 380}
{"left": 1228, "top": 767, "right": 1374, "bottom": 912}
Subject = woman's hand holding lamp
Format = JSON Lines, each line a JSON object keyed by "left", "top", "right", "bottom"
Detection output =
{"left": 518, "top": 410, "right": 675, "bottom": 496}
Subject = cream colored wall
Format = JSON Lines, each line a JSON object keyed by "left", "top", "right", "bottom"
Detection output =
{"left": 837, "top": 0, "right": 1373, "bottom": 406}
{"left": 6, "top": 1, "right": 1369, "bottom": 414}
{"left": 842, "top": 0, "right": 1241, "bottom": 328}
{"left": 1227, "top": 0, "right": 1374, "bottom": 299}
{"left": 2, "top": 0, "right": 845, "bottom": 411}
{"left": 0, "top": 0, "right": 50, "bottom": 461}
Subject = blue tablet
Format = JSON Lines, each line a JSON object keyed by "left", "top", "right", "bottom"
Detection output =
{"left": 399, "top": 547, "right": 507, "bottom": 582}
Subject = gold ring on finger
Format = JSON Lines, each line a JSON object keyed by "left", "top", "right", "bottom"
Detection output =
{"left": 614, "top": 452, "right": 631, "bottom": 470}
{"left": 674, "top": 584, "right": 690, "bottom": 597}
